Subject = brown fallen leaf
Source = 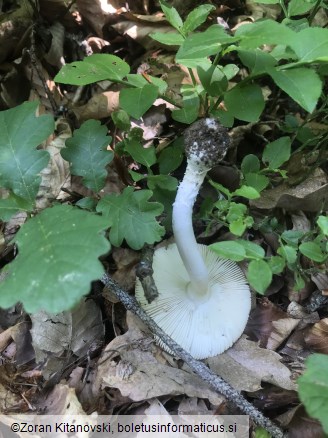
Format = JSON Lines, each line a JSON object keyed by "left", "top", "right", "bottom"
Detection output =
{"left": 36, "top": 118, "right": 71, "bottom": 210}
{"left": 246, "top": 298, "right": 299, "bottom": 351}
{"left": 251, "top": 168, "right": 328, "bottom": 212}
{"left": 111, "top": 247, "right": 140, "bottom": 292}
{"left": 95, "top": 312, "right": 225, "bottom": 406}
{"left": 304, "top": 318, "right": 328, "bottom": 354}
{"left": 207, "top": 335, "right": 297, "bottom": 392}
{"left": 38, "top": 383, "right": 86, "bottom": 415}
{"left": 0, "top": 326, "right": 14, "bottom": 351}
{"left": 277, "top": 405, "right": 324, "bottom": 438}
{"left": 73, "top": 91, "right": 120, "bottom": 122}
{"left": 30, "top": 299, "right": 104, "bottom": 379}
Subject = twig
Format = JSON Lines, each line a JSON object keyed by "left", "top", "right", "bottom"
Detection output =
{"left": 135, "top": 245, "right": 159, "bottom": 303}
{"left": 101, "top": 273, "right": 287, "bottom": 438}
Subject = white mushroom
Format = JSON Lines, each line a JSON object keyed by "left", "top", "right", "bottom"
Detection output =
{"left": 135, "top": 118, "right": 251, "bottom": 359}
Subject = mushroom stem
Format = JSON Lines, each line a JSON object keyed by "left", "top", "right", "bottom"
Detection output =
{"left": 172, "top": 118, "right": 231, "bottom": 297}
{"left": 172, "top": 162, "right": 209, "bottom": 296}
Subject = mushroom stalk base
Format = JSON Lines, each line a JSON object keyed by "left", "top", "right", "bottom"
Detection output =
{"left": 172, "top": 163, "right": 210, "bottom": 296}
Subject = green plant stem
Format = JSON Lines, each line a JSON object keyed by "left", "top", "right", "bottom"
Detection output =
{"left": 279, "top": 0, "right": 288, "bottom": 18}
{"left": 188, "top": 67, "right": 197, "bottom": 87}
{"left": 212, "top": 52, "right": 221, "bottom": 68}
{"left": 209, "top": 97, "right": 222, "bottom": 113}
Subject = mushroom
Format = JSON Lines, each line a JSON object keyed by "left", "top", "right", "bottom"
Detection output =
{"left": 135, "top": 118, "right": 251, "bottom": 359}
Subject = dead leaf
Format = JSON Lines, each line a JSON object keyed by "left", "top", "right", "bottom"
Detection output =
{"left": 0, "top": 326, "right": 14, "bottom": 351}
{"left": 73, "top": 91, "right": 120, "bottom": 122}
{"left": 311, "top": 273, "right": 328, "bottom": 293}
{"left": 40, "top": 383, "right": 86, "bottom": 414}
{"left": 0, "top": 2, "right": 34, "bottom": 63}
{"left": 178, "top": 397, "right": 215, "bottom": 416}
{"left": 76, "top": 0, "right": 120, "bottom": 37}
{"left": 304, "top": 318, "right": 328, "bottom": 354}
{"left": 251, "top": 386, "right": 298, "bottom": 411}
{"left": 111, "top": 247, "right": 140, "bottom": 292}
{"left": 112, "top": 20, "right": 175, "bottom": 50}
{"left": 246, "top": 298, "right": 299, "bottom": 350}
{"left": 30, "top": 299, "right": 104, "bottom": 378}
{"left": 95, "top": 312, "right": 225, "bottom": 406}
{"left": 250, "top": 168, "right": 328, "bottom": 211}
{"left": 207, "top": 336, "right": 297, "bottom": 392}
{"left": 277, "top": 405, "right": 324, "bottom": 438}
{"left": 36, "top": 118, "right": 71, "bottom": 210}
{"left": 43, "top": 22, "right": 65, "bottom": 69}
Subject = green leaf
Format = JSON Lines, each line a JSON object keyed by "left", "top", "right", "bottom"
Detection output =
{"left": 245, "top": 173, "right": 269, "bottom": 192}
{"left": 150, "top": 32, "right": 184, "bottom": 46}
{"left": 289, "top": 27, "right": 328, "bottom": 63}
{"left": 281, "top": 230, "right": 304, "bottom": 246}
{"left": 172, "top": 89, "right": 199, "bottom": 124}
{"left": 0, "top": 193, "right": 31, "bottom": 221}
{"left": 234, "top": 185, "right": 261, "bottom": 199}
{"left": 236, "top": 20, "right": 295, "bottom": 48}
{"left": 120, "top": 84, "right": 158, "bottom": 119}
{"left": 0, "top": 205, "right": 110, "bottom": 313}
{"left": 288, "top": 0, "right": 317, "bottom": 16}
{"left": 147, "top": 175, "right": 178, "bottom": 228}
{"left": 147, "top": 174, "right": 178, "bottom": 192}
{"left": 0, "top": 101, "right": 54, "bottom": 204}
{"left": 317, "top": 216, "right": 328, "bottom": 236}
{"left": 277, "top": 245, "right": 297, "bottom": 264}
{"left": 158, "top": 138, "right": 184, "bottom": 174}
{"left": 182, "top": 4, "right": 215, "bottom": 34}
{"left": 209, "top": 241, "right": 246, "bottom": 261}
{"left": 197, "top": 64, "right": 228, "bottom": 96}
{"left": 269, "top": 68, "right": 322, "bottom": 113}
{"left": 299, "top": 242, "right": 327, "bottom": 263}
{"left": 241, "top": 154, "right": 260, "bottom": 174}
{"left": 159, "top": 0, "right": 183, "bottom": 31}
{"left": 262, "top": 137, "right": 291, "bottom": 170}
{"left": 54, "top": 54, "right": 130, "bottom": 85}
{"left": 126, "top": 74, "right": 167, "bottom": 94}
{"left": 222, "top": 64, "right": 240, "bottom": 80}
{"left": 229, "top": 218, "right": 246, "bottom": 237}
{"left": 225, "top": 84, "right": 265, "bottom": 122}
{"left": 237, "top": 240, "right": 265, "bottom": 259}
{"left": 294, "top": 270, "right": 305, "bottom": 290}
{"left": 255, "top": 427, "right": 272, "bottom": 438}
{"left": 298, "top": 354, "right": 328, "bottom": 434}
{"left": 61, "top": 120, "right": 113, "bottom": 192}
{"left": 96, "top": 187, "right": 165, "bottom": 250}
{"left": 226, "top": 202, "right": 247, "bottom": 223}
{"left": 238, "top": 49, "right": 277, "bottom": 75}
{"left": 176, "top": 25, "right": 233, "bottom": 67}
{"left": 247, "top": 259, "right": 272, "bottom": 294}
{"left": 75, "top": 197, "right": 97, "bottom": 210}
{"left": 124, "top": 138, "right": 157, "bottom": 168}
{"left": 111, "top": 110, "right": 130, "bottom": 131}
{"left": 268, "top": 255, "right": 286, "bottom": 274}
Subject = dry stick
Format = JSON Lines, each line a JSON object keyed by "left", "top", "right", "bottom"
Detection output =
{"left": 101, "top": 273, "right": 287, "bottom": 438}
{"left": 135, "top": 245, "right": 159, "bottom": 304}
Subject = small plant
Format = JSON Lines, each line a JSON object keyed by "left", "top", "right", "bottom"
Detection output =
{"left": 0, "top": 0, "right": 327, "bottom": 309}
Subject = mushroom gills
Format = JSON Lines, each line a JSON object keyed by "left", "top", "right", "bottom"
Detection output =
{"left": 135, "top": 243, "right": 251, "bottom": 359}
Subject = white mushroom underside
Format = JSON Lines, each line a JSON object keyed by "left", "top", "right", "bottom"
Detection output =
{"left": 135, "top": 243, "right": 251, "bottom": 359}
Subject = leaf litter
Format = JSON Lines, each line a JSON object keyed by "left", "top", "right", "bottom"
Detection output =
{"left": 0, "top": 0, "right": 326, "bottom": 436}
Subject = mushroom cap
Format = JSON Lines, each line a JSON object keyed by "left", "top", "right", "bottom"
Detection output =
{"left": 135, "top": 243, "right": 251, "bottom": 359}
{"left": 184, "top": 118, "right": 230, "bottom": 171}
